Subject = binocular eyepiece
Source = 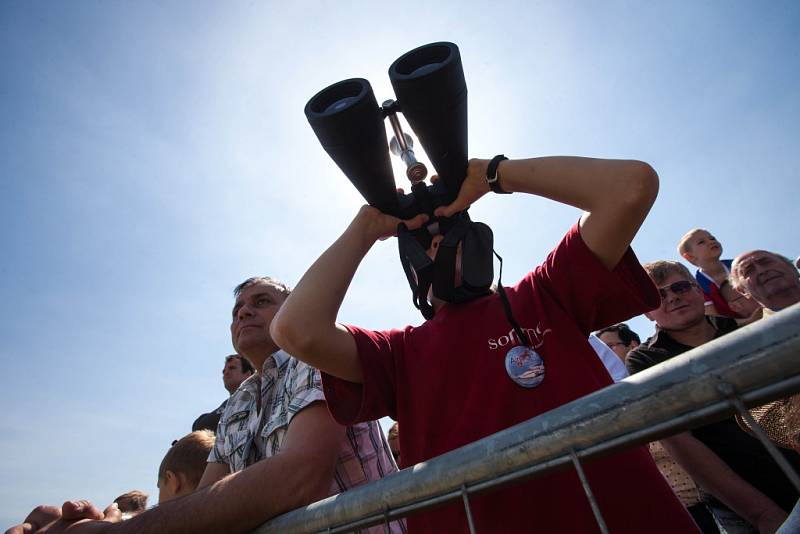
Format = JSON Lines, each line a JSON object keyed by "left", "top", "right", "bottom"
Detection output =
{"left": 305, "top": 42, "right": 468, "bottom": 235}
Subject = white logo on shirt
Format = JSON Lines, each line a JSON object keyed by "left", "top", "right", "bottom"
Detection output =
{"left": 487, "top": 323, "right": 552, "bottom": 350}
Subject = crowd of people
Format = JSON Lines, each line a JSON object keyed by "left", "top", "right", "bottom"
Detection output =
{"left": 6, "top": 156, "right": 800, "bottom": 534}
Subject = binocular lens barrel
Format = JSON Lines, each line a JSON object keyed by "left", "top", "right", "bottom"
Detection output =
{"left": 389, "top": 42, "right": 468, "bottom": 204}
{"left": 305, "top": 79, "right": 399, "bottom": 215}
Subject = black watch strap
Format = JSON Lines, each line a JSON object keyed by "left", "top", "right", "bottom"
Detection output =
{"left": 486, "top": 154, "right": 510, "bottom": 194}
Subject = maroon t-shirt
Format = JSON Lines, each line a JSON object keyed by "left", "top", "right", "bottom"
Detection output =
{"left": 323, "top": 223, "right": 698, "bottom": 533}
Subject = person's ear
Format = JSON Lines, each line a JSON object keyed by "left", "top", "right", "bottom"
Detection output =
{"left": 681, "top": 251, "right": 694, "bottom": 262}
{"left": 165, "top": 470, "right": 183, "bottom": 494}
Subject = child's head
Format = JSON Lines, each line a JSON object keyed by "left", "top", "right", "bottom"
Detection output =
{"left": 157, "top": 430, "right": 216, "bottom": 504}
{"left": 677, "top": 228, "right": 722, "bottom": 266}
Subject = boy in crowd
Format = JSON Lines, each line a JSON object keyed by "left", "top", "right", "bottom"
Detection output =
{"left": 111, "top": 492, "right": 147, "bottom": 517}
{"left": 678, "top": 228, "right": 738, "bottom": 318}
{"left": 626, "top": 260, "right": 800, "bottom": 533}
{"left": 272, "top": 155, "right": 698, "bottom": 533}
{"left": 156, "top": 430, "right": 215, "bottom": 504}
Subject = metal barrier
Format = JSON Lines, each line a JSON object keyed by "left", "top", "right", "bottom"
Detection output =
{"left": 255, "top": 303, "right": 800, "bottom": 534}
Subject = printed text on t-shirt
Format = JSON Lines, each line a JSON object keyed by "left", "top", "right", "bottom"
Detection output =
{"left": 487, "top": 323, "right": 552, "bottom": 350}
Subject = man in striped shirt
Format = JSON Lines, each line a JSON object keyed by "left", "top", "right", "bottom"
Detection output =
{"left": 28, "top": 276, "right": 403, "bottom": 534}
{"left": 198, "top": 276, "right": 403, "bottom": 533}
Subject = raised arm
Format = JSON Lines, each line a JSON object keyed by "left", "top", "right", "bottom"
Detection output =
{"left": 436, "top": 156, "right": 659, "bottom": 270}
{"left": 271, "top": 207, "right": 427, "bottom": 383}
{"left": 272, "top": 155, "right": 657, "bottom": 382}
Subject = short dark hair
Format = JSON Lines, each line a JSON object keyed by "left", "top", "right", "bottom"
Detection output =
{"left": 113, "top": 490, "right": 148, "bottom": 513}
{"left": 642, "top": 260, "right": 695, "bottom": 287}
{"left": 596, "top": 323, "right": 640, "bottom": 346}
{"left": 225, "top": 354, "right": 255, "bottom": 375}
{"left": 233, "top": 276, "right": 291, "bottom": 299}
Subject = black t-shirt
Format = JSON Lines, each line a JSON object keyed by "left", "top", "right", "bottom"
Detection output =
{"left": 192, "top": 398, "right": 227, "bottom": 432}
{"left": 627, "top": 317, "right": 800, "bottom": 512}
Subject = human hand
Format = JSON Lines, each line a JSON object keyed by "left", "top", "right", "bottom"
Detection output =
{"left": 434, "top": 158, "right": 491, "bottom": 218}
{"left": 33, "top": 501, "right": 121, "bottom": 533}
{"left": 751, "top": 503, "right": 787, "bottom": 533}
{"left": 353, "top": 205, "right": 428, "bottom": 244}
{"left": 4, "top": 505, "right": 61, "bottom": 534}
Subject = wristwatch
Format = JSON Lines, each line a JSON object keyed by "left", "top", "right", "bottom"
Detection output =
{"left": 486, "top": 154, "right": 510, "bottom": 194}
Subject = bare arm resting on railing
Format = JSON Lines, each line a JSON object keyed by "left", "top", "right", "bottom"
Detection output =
{"left": 663, "top": 432, "right": 788, "bottom": 532}
{"left": 31, "top": 403, "right": 343, "bottom": 534}
{"left": 271, "top": 156, "right": 659, "bottom": 382}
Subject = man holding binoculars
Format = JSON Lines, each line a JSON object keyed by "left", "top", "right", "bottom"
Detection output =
{"left": 272, "top": 155, "right": 700, "bottom": 533}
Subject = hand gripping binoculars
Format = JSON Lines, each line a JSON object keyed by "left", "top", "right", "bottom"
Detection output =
{"left": 305, "top": 42, "right": 494, "bottom": 319}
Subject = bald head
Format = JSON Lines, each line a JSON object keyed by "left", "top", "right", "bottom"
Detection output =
{"left": 731, "top": 250, "right": 800, "bottom": 311}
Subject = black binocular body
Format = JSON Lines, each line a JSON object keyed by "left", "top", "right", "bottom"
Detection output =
{"left": 304, "top": 42, "right": 468, "bottom": 245}
{"left": 305, "top": 42, "right": 495, "bottom": 319}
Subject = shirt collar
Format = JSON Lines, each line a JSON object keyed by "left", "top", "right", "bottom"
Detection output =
{"left": 648, "top": 315, "right": 736, "bottom": 351}
{"left": 261, "top": 350, "right": 289, "bottom": 374}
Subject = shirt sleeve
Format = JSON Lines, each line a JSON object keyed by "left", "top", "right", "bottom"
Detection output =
{"left": 207, "top": 408, "right": 229, "bottom": 464}
{"left": 524, "top": 221, "right": 660, "bottom": 336}
{"left": 321, "top": 325, "right": 401, "bottom": 425}
{"left": 588, "top": 334, "right": 629, "bottom": 382}
{"left": 283, "top": 360, "right": 326, "bottom": 427}
{"left": 625, "top": 348, "right": 652, "bottom": 375}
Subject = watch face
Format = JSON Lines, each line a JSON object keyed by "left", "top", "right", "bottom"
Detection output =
{"left": 505, "top": 345, "right": 545, "bottom": 388}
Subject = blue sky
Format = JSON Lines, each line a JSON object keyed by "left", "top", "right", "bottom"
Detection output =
{"left": 1, "top": 0, "right": 798, "bottom": 526}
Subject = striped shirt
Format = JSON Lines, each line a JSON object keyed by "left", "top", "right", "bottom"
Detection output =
{"left": 209, "top": 350, "right": 404, "bottom": 532}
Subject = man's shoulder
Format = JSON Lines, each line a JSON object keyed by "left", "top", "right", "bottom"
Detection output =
{"left": 220, "top": 381, "right": 258, "bottom": 423}
{"left": 710, "top": 315, "right": 738, "bottom": 335}
{"left": 280, "top": 350, "right": 321, "bottom": 380}
{"left": 626, "top": 334, "right": 674, "bottom": 373}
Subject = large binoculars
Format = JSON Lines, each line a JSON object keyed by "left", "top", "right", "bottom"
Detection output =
{"left": 304, "top": 42, "right": 468, "bottom": 229}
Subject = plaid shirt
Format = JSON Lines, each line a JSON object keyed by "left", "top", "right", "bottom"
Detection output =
{"left": 209, "top": 351, "right": 404, "bottom": 531}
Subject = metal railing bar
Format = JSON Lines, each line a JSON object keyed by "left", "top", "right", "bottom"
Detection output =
{"left": 298, "top": 371, "right": 800, "bottom": 534}
{"left": 254, "top": 305, "right": 800, "bottom": 534}
{"left": 460, "top": 485, "right": 477, "bottom": 534}
{"left": 287, "top": 376, "right": 800, "bottom": 534}
{"left": 569, "top": 450, "right": 609, "bottom": 534}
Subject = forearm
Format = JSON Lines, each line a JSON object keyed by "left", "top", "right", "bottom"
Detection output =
{"left": 440, "top": 156, "right": 657, "bottom": 269}
{"left": 117, "top": 451, "right": 330, "bottom": 534}
{"left": 281, "top": 213, "right": 375, "bottom": 333}
{"left": 494, "top": 156, "right": 657, "bottom": 213}
{"left": 271, "top": 209, "right": 377, "bottom": 381}
{"left": 662, "top": 433, "right": 785, "bottom": 525}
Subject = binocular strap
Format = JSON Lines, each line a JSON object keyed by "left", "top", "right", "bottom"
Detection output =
{"left": 493, "top": 249, "right": 532, "bottom": 347}
{"left": 397, "top": 223, "right": 436, "bottom": 320}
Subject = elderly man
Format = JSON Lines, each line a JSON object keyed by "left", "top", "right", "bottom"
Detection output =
{"left": 730, "top": 250, "right": 800, "bottom": 314}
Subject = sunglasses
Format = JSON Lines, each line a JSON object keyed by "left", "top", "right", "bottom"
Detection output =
{"left": 657, "top": 280, "right": 695, "bottom": 300}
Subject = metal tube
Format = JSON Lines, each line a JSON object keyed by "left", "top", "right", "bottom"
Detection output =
{"left": 386, "top": 113, "right": 409, "bottom": 151}
{"left": 460, "top": 485, "right": 477, "bottom": 534}
{"left": 569, "top": 450, "right": 609, "bottom": 534}
{"left": 254, "top": 303, "right": 800, "bottom": 534}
